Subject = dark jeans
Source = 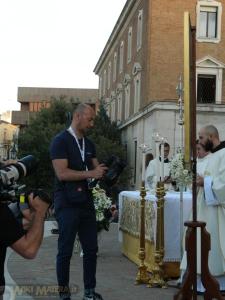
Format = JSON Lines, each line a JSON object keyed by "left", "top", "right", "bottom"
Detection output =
{"left": 56, "top": 203, "right": 98, "bottom": 296}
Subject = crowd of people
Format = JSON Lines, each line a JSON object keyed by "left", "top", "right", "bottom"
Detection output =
{"left": 1, "top": 103, "right": 225, "bottom": 299}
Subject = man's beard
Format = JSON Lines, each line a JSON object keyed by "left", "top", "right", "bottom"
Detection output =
{"left": 204, "top": 139, "right": 214, "bottom": 152}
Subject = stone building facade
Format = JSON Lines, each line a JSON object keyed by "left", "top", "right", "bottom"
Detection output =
{"left": 94, "top": 0, "right": 225, "bottom": 188}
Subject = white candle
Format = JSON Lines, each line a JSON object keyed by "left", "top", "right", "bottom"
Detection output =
{"left": 142, "top": 152, "right": 146, "bottom": 182}
{"left": 161, "top": 141, "right": 164, "bottom": 181}
{"left": 155, "top": 142, "right": 160, "bottom": 182}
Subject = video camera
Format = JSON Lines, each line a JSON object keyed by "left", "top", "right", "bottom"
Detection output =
{"left": 0, "top": 155, "right": 51, "bottom": 206}
{"left": 88, "top": 155, "right": 126, "bottom": 190}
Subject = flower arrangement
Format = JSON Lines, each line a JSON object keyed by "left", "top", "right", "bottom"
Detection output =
{"left": 92, "top": 185, "right": 112, "bottom": 232}
{"left": 170, "top": 150, "right": 192, "bottom": 188}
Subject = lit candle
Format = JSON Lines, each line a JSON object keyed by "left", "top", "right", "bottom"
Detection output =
{"left": 142, "top": 151, "right": 146, "bottom": 182}
{"left": 160, "top": 140, "right": 164, "bottom": 181}
{"left": 139, "top": 143, "right": 150, "bottom": 184}
{"left": 155, "top": 141, "right": 160, "bottom": 182}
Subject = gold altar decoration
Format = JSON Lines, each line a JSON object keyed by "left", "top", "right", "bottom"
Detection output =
{"left": 119, "top": 193, "right": 180, "bottom": 279}
{"left": 121, "top": 232, "right": 180, "bottom": 278}
{"left": 119, "top": 197, "right": 155, "bottom": 242}
{"left": 135, "top": 185, "right": 150, "bottom": 284}
{"left": 148, "top": 181, "right": 167, "bottom": 288}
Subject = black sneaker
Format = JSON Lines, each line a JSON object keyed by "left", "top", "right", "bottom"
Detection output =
{"left": 83, "top": 291, "right": 104, "bottom": 300}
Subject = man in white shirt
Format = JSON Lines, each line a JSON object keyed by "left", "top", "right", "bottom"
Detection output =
{"left": 145, "top": 142, "right": 171, "bottom": 191}
{"left": 196, "top": 140, "right": 211, "bottom": 176}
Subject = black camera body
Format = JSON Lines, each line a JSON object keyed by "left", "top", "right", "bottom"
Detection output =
{"left": 89, "top": 155, "right": 126, "bottom": 191}
{"left": 0, "top": 155, "right": 51, "bottom": 206}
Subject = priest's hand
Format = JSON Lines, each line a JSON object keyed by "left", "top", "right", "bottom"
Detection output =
{"left": 196, "top": 175, "right": 204, "bottom": 187}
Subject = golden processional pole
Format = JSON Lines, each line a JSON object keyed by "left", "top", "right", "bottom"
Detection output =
{"left": 136, "top": 144, "right": 150, "bottom": 284}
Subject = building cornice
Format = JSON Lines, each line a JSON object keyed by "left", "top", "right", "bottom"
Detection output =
{"left": 93, "top": 0, "right": 137, "bottom": 74}
{"left": 119, "top": 101, "right": 225, "bottom": 129}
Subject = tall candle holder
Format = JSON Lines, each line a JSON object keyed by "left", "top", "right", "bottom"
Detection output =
{"left": 160, "top": 137, "right": 167, "bottom": 182}
{"left": 148, "top": 181, "right": 167, "bottom": 288}
{"left": 136, "top": 143, "right": 150, "bottom": 284}
{"left": 152, "top": 133, "right": 167, "bottom": 183}
{"left": 152, "top": 132, "right": 161, "bottom": 182}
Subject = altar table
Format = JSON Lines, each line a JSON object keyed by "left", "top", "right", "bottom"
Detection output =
{"left": 118, "top": 190, "right": 192, "bottom": 278}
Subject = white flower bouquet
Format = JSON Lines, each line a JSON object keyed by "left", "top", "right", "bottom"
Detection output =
{"left": 92, "top": 185, "right": 112, "bottom": 232}
{"left": 170, "top": 151, "right": 192, "bottom": 188}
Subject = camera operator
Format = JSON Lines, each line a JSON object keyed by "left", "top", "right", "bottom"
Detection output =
{"left": 0, "top": 191, "right": 49, "bottom": 299}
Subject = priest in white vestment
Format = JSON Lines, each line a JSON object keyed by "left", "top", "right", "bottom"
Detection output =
{"left": 145, "top": 142, "right": 171, "bottom": 191}
{"left": 180, "top": 125, "right": 225, "bottom": 291}
{"left": 196, "top": 140, "right": 211, "bottom": 176}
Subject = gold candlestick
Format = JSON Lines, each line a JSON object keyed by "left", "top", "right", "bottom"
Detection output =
{"left": 135, "top": 182, "right": 150, "bottom": 284}
{"left": 148, "top": 181, "right": 167, "bottom": 288}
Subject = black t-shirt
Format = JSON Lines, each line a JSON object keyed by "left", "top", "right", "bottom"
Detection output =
{"left": 0, "top": 204, "right": 25, "bottom": 247}
{"left": 0, "top": 204, "right": 25, "bottom": 293}
{"left": 50, "top": 130, "right": 96, "bottom": 190}
{"left": 50, "top": 130, "right": 96, "bottom": 209}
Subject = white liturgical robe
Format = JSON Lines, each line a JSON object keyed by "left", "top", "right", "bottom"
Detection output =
{"left": 145, "top": 158, "right": 170, "bottom": 191}
{"left": 180, "top": 147, "right": 225, "bottom": 291}
{"left": 196, "top": 153, "right": 212, "bottom": 176}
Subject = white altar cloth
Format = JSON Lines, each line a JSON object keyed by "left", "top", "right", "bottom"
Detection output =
{"left": 119, "top": 190, "right": 192, "bottom": 262}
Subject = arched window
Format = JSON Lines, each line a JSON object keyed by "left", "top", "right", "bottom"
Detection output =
{"left": 127, "top": 27, "right": 132, "bottom": 63}
{"left": 113, "top": 52, "right": 117, "bottom": 82}
{"left": 137, "top": 10, "right": 143, "bottom": 51}
{"left": 119, "top": 41, "right": 124, "bottom": 73}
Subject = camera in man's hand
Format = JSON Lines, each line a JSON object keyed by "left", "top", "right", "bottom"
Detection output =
{"left": 88, "top": 155, "right": 126, "bottom": 190}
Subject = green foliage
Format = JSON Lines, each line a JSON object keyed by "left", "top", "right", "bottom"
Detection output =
{"left": 88, "top": 103, "right": 121, "bottom": 143}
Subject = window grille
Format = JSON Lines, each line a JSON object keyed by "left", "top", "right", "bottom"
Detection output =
{"left": 197, "top": 74, "right": 216, "bottom": 103}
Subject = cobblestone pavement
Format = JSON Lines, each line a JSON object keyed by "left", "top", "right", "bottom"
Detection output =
{"left": 5, "top": 222, "right": 204, "bottom": 300}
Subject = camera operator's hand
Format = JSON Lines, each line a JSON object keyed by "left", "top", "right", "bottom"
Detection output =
{"left": 91, "top": 164, "right": 108, "bottom": 179}
{"left": 22, "top": 208, "right": 35, "bottom": 230}
{"left": 1, "top": 159, "right": 18, "bottom": 166}
{"left": 28, "top": 193, "right": 49, "bottom": 217}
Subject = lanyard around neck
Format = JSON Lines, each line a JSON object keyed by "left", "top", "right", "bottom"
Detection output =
{"left": 67, "top": 126, "right": 85, "bottom": 163}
